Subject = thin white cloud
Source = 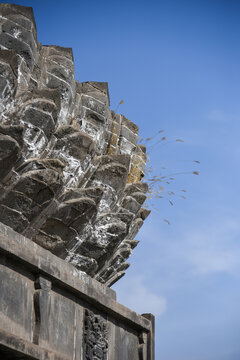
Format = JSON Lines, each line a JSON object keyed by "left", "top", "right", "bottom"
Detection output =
{"left": 207, "top": 109, "right": 230, "bottom": 123}
{"left": 187, "top": 219, "right": 240, "bottom": 275}
{"left": 186, "top": 248, "right": 238, "bottom": 274}
{"left": 174, "top": 218, "right": 240, "bottom": 276}
{"left": 207, "top": 109, "right": 239, "bottom": 123}
{"left": 113, "top": 275, "right": 167, "bottom": 317}
{"left": 139, "top": 214, "right": 240, "bottom": 278}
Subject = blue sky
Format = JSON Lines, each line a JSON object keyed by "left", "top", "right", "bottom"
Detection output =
{"left": 3, "top": 0, "right": 240, "bottom": 359}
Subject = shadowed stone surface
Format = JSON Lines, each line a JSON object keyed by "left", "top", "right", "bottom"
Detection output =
{"left": 0, "top": 3, "right": 150, "bottom": 286}
{"left": 0, "top": 221, "right": 155, "bottom": 360}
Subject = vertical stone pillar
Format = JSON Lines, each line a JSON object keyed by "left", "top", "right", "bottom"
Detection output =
{"left": 142, "top": 313, "right": 155, "bottom": 360}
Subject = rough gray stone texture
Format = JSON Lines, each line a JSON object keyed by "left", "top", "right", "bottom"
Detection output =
{"left": 0, "top": 221, "right": 155, "bottom": 360}
{"left": 0, "top": 3, "right": 150, "bottom": 286}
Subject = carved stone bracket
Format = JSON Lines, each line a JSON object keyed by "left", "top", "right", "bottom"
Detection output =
{"left": 138, "top": 331, "right": 148, "bottom": 360}
{"left": 33, "top": 275, "right": 52, "bottom": 345}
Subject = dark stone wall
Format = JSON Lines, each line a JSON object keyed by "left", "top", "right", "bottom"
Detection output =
{"left": 0, "top": 222, "right": 155, "bottom": 359}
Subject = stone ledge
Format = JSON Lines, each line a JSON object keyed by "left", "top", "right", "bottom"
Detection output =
{"left": 0, "top": 222, "right": 151, "bottom": 332}
{"left": 0, "top": 328, "right": 69, "bottom": 360}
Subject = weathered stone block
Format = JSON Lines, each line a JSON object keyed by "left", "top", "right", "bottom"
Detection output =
{"left": 0, "top": 3, "right": 151, "bottom": 289}
{"left": 0, "top": 222, "right": 155, "bottom": 359}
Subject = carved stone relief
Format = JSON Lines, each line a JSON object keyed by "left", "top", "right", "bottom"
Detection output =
{"left": 83, "top": 309, "right": 108, "bottom": 360}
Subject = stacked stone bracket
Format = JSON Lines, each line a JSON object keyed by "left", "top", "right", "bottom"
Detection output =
{"left": 0, "top": 222, "right": 155, "bottom": 360}
{"left": 0, "top": 3, "right": 150, "bottom": 286}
